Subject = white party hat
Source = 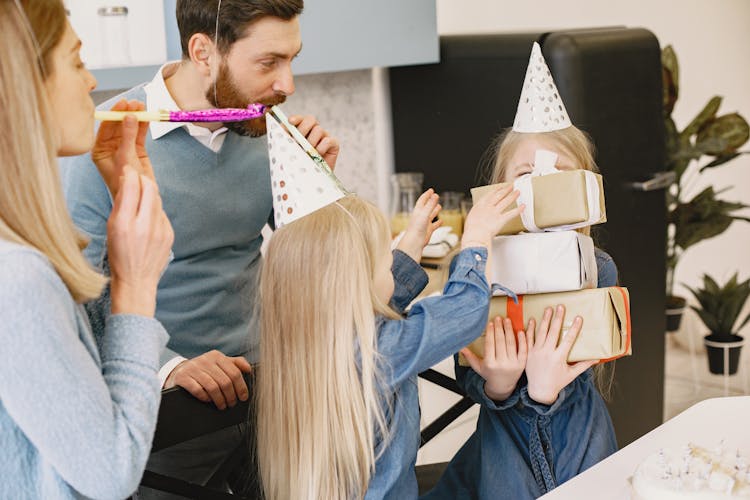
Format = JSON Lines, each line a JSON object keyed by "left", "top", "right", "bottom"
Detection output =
{"left": 266, "top": 113, "right": 348, "bottom": 227}
{"left": 512, "top": 42, "right": 572, "bottom": 133}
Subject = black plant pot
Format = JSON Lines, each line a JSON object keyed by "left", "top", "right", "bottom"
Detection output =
{"left": 666, "top": 295, "right": 687, "bottom": 332}
{"left": 703, "top": 334, "right": 744, "bottom": 375}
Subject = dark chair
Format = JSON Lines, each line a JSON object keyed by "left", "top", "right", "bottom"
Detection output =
{"left": 137, "top": 375, "right": 255, "bottom": 499}
{"left": 136, "top": 370, "right": 463, "bottom": 498}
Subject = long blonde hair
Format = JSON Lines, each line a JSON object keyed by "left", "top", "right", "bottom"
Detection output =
{"left": 257, "top": 195, "right": 399, "bottom": 500}
{"left": 0, "top": 0, "right": 106, "bottom": 302}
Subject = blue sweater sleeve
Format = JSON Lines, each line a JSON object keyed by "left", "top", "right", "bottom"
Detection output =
{"left": 0, "top": 247, "right": 168, "bottom": 499}
{"left": 59, "top": 155, "right": 112, "bottom": 269}
{"left": 376, "top": 248, "right": 490, "bottom": 387}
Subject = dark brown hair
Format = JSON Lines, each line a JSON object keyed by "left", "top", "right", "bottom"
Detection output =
{"left": 176, "top": 0, "right": 304, "bottom": 57}
{"left": 19, "top": 0, "right": 67, "bottom": 76}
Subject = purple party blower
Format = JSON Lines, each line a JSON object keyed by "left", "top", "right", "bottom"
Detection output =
{"left": 94, "top": 103, "right": 267, "bottom": 123}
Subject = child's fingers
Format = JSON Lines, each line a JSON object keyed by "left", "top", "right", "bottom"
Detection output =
{"left": 536, "top": 308, "right": 553, "bottom": 349}
{"left": 569, "top": 358, "right": 597, "bottom": 378}
{"left": 415, "top": 188, "right": 436, "bottom": 208}
{"left": 525, "top": 318, "right": 536, "bottom": 349}
{"left": 544, "top": 305, "right": 566, "bottom": 349}
{"left": 493, "top": 317, "right": 506, "bottom": 358}
{"left": 428, "top": 201, "right": 442, "bottom": 220}
{"left": 517, "top": 330, "right": 528, "bottom": 363}
{"left": 503, "top": 317, "right": 516, "bottom": 357}
{"left": 493, "top": 188, "right": 521, "bottom": 212}
{"left": 558, "top": 315, "right": 584, "bottom": 354}
{"left": 484, "top": 320, "right": 497, "bottom": 361}
{"left": 485, "top": 184, "right": 514, "bottom": 206}
{"left": 460, "top": 348, "right": 483, "bottom": 374}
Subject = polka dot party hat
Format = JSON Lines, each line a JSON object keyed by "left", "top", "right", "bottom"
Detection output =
{"left": 266, "top": 112, "right": 348, "bottom": 228}
{"left": 512, "top": 42, "right": 572, "bottom": 133}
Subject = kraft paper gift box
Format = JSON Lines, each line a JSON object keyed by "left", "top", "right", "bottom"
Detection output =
{"left": 491, "top": 231, "right": 597, "bottom": 296}
{"left": 459, "top": 287, "right": 631, "bottom": 364}
{"left": 470, "top": 169, "right": 607, "bottom": 235}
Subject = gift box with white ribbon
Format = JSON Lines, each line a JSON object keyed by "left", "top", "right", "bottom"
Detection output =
{"left": 491, "top": 231, "right": 597, "bottom": 297}
{"left": 459, "top": 287, "right": 631, "bottom": 363}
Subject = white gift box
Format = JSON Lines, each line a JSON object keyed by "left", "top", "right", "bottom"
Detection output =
{"left": 491, "top": 231, "right": 597, "bottom": 296}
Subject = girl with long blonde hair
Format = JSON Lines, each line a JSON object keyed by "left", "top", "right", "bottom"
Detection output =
{"left": 0, "top": 1, "right": 173, "bottom": 498}
{"left": 257, "top": 185, "right": 523, "bottom": 500}
{"left": 425, "top": 126, "right": 619, "bottom": 500}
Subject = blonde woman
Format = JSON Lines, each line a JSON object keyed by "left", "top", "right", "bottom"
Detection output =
{"left": 0, "top": 1, "right": 173, "bottom": 499}
{"left": 425, "top": 127, "right": 619, "bottom": 500}
{"left": 257, "top": 186, "right": 523, "bottom": 500}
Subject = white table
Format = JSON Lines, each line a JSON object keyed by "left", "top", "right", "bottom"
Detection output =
{"left": 540, "top": 397, "right": 750, "bottom": 499}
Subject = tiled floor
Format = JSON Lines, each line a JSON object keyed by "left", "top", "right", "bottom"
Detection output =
{"left": 664, "top": 332, "right": 749, "bottom": 420}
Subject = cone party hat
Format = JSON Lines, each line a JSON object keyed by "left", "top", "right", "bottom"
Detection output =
{"left": 266, "top": 112, "right": 348, "bottom": 227}
{"left": 512, "top": 42, "right": 572, "bottom": 133}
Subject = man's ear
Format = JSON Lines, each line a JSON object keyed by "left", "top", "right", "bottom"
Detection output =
{"left": 187, "top": 33, "right": 217, "bottom": 77}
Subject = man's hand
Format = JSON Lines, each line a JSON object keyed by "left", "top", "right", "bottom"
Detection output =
{"left": 91, "top": 99, "right": 155, "bottom": 198}
{"left": 288, "top": 114, "right": 340, "bottom": 170}
{"left": 164, "top": 350, "right": 253, "bottom": 410}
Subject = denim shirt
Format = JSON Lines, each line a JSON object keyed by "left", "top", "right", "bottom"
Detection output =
{"left": 423, "top": 249, "right": 619, "bottom": 500}
{"left": 365, "top": 247, "right": 491, "bottom": 500}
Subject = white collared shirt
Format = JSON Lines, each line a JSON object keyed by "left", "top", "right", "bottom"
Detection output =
{"left": 144, "top": 63, "right": 229, "bottom": 386}
{"left": 144, "top": 62, "right": 228, "bottom": 153}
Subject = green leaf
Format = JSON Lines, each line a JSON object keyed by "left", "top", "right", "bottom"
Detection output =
{"left": 738, "top": 312, "right": 750, "bottom": 332}
{"left": 699, "top": 152, "right": 744, "bottom": 172}
{"left": 661, "top": 45, "right": 679, "bottom": 114}
{"left": 696, "top": 113, "right": 750, "bottom": 155}
{"left": 671, "top": 187, "right": 750, "bottom": 251}
{"left": 681, "top": 96, "right": 722, "bottom": 139}
{"left": 688, "top": 273, "right": 750, "bottom": 336}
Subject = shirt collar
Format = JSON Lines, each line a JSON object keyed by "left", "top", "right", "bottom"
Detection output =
{"left": 144, "top": 62, "right": 228, "bottom": 142}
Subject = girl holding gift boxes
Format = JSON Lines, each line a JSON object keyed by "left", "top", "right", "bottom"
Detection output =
{"left": 256, "top": 112, "right": 525, "bottom": 499}
{"left": 424, "top": 43, "right": 619, "bottom": 500}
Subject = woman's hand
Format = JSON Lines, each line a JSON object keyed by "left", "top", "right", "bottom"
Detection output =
{"left": 91, "top": 99, "right": 155, "bottom": 199}
{"left": 524, "top": 306, "right": 597, "bottom": 405}
{"left": 396, "top": 188, "right": 442, "bottom": 263}
{"left": 460, "top": 316, "right": 527, "bottom": 402}
{"left": 461, "top": 184, "right": 523, "bottom": 250}
{"left": 107, "top": 167, "right": 174, "bottom": 317}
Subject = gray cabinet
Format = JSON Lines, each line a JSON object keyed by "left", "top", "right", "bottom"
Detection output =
{"left": 92, "top": 0, "right": 438, "bottom": 90}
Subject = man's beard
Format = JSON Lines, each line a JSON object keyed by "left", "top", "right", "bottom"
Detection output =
{"left": 206, "top": 62, "right": 286, "bottom": 137}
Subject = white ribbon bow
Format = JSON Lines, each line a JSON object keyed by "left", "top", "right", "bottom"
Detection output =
{"left": 512, "top": 149, "right": 601, "bottom": 232}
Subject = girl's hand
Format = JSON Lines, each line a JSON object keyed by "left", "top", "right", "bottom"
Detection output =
{"left": 91, "top": 99, "right": 155, "bottom": 199}
{"left": 461, "top": 184, "right": 523, "bottom": 250}
{"left": 396, "top": 188, "right": 442, "bottom": 263}
{"left": 107, "top": 167, "right": 174, "bottom": 317}
{"left": 460, "top": 316, "right": 527, "bottom": 402}
{"left": 525, "top": 306, "right": 597, "bottom": 405}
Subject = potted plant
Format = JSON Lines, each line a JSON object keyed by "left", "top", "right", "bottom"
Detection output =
{"left": 685, "top": 273, "right": 750, "bottom": 375}
{"left": 661, "top": 45, "right": 750, "bottom": 331}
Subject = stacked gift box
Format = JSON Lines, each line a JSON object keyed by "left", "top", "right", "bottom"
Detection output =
{"left": 460, "top": 163, "right": 632, "bottom": 365}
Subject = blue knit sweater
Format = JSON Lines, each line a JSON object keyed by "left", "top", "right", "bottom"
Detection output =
{"left": 0, "top": 238, "right": 168, "bottom": 499}
{"left": 60, "top": 84, "right": 272, "bottom": 365}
